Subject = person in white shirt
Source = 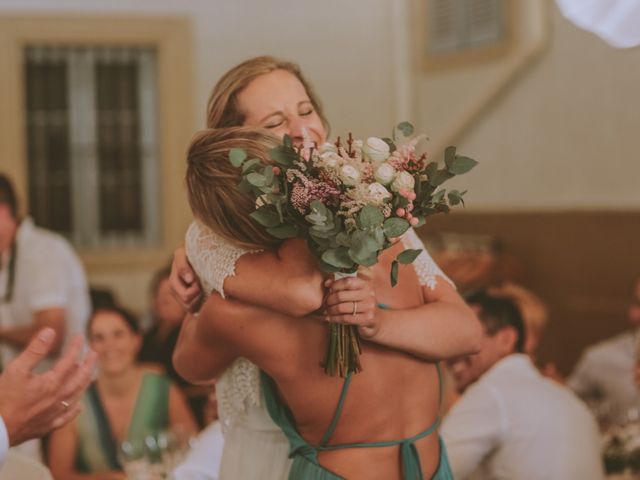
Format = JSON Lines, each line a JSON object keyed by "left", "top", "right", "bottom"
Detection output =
{"left": 442, "top": 291, "right": 604, "bottom": 480}
{"left": 568, "top": 277, "right": 640, "bottom": 419}
{"left": 0, "top": 173, "right": 91, "bottom": 368}
{"left": 0, "top": 327, "right": 96, "bottom": 467}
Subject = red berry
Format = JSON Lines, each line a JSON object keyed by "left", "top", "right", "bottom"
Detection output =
{"left": 396, "top": 208, "right": 406, "bottom": 217}
{"left": 272, "top": 166, "right": 281, "bottom": 175}
{"left": 410, "top": 217, "right": 419, "bottom": 226}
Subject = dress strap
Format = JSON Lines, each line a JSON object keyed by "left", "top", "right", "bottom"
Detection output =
{"left": 319, "top": 373, "right": 353, "bottom": 446}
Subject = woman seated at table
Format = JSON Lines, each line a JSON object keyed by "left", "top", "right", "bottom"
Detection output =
{"left": 48, "top": 306, "right": 198, "bottom": 480}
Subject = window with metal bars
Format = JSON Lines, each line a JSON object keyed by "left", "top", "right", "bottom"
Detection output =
{"left": 24, "top": 46, "right": 160, "bottom": 249}
{"left": 427, "top": 0, "right": 506, "bottom": 55}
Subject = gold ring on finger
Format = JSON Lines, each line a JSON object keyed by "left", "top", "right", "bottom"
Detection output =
{"left": 61, "top": 400, "right": 71, "bottom": 410}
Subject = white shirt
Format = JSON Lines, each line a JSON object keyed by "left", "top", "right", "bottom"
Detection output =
{"left": 568, "top": 330, "right": 639, "bottom": 418}
{"left": 0, "top": 218, "right": 90, "bottom": 369}
{"left": 173, "top": 421, "right": 224, "bottom": 480}
{"left": 0, "top": 415, "right": 8, "bottom": 467}
{"left": 442, "top": 354, "right": 604, "bottom": 480}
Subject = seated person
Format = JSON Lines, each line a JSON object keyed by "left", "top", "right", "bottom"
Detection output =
{"left": 48, "top": 306, "right": 197, "bottom": 479}
{"left": 139, "top": 266, "right": 208, "bottom": 426}
{"left": 568, "top": 277, "right": 640, "bottom": 418}
{"left": 442, "top": 291, "right": 604, "bottom": 480}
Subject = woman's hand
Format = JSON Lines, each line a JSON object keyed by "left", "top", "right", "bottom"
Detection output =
{"left": 170, "top": 245, "right": 203, "bottom": 312}
{"left": 323, "top": 269, "right": 379, "bottom": 339}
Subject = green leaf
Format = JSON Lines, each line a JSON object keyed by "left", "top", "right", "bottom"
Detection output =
{"left": 247, "top": 172, "right": 267, "bottom": 187}
{"left": 263, "top": 165, "right": 275, "bottom": 185}
{"left": 241, "top": 158, "right": 261, "bottom": 173}
{"left": 447, "top": 189, "right": 467, "bottom": 206}
{"left": 396, "top": 248, "right": 422, "bottom": 265}
{"left": 396, "top": 121, "right": 414, "bottom": 137}
{"left": 429, "top": 169, "right": 454, "bottom": 187}
{"left": 335, "top": 232, "right": 351, "bottom": 247}
{"left": 229, "top": 148, "right": 247, "bottom": 167}
{"left": 447, "top": 156, "right": 478, "bottom": 175}
{"left": 432, "top": 190, "right": 445, "bottom": 203}
{"left": 425, "top": 161, "right": 438, "bottom": 179}
{"left": 322, "top": 248, "right": 355, "bottom": 269}
{"left": 390, "top": 261, "right": 399, "bottom": 287}
{"left": 266, "top": 224, "right": 298, "bottom": 239}
{"left": 283, "top": 134, "right": 293, "bottom": 148}
{"left": 358, "top": 205, "right": 384, "bottom": 229}
{"left": 348, "top": 232, "right": 380, "bottom": 265}
{"left": 383, "top": 217, "right": 410, "bottom": 238}
{"left": 381, "top": 137, "right": 397, "bottom": 153}
{"left": 250, "top": 205, "right": 280, "bottom": 228}
{"left": 269, "top": 145, "right": 297, "bottom": 166}
{"left": 444, "top": 146, "right": 456, "bottom": 168}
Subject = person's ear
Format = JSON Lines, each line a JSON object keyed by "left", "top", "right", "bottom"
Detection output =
{"left": 495, "top": 327, "right": 518, "bottom": 355}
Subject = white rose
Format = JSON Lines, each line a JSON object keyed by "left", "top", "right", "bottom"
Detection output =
{"left": 374, "top": 163, "right": 396, "bottom": 186}
{"left": 362, "top": 137, "right": 390, "bottom": 164}
{"left": 367, "top": 182, "right": 392, "bottom": 203}
{"left": 391, "top": 171, "right": 415, "bottom": 192}
{"left": 320, "top": 151, "right": 341, "bottom": 169}
{"left": 318, "top": 142, "right": 338, "bottom": 154}
{"left": 339, "top": 165, "right": 361, "bottom": 186}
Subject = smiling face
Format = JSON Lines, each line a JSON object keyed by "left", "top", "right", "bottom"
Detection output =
{"left": 236, "top": 69, "right": 327, "bottom": 146}
{"left": 89, "top": 310, "right": 141, "bottom": 377}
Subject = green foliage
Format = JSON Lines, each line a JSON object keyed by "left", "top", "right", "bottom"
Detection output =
{"left": 396, "top": 121, "right": 414, "bottom": 137}
{"left": 358, "top": 205, "right": 384, "bottom": 229}
{"left": 396, "top": 249, "right": 422, "bottom": 264}
{"left": 447, "top": 156, "right": 478, "bottom": 175}
{"left": 229, "top": 148, "right": 247, "bottom": 167}
{"left": 383, "top": 217, "right": 410, "bottom": 238}
{"left": 390, "top": 260, "right": 399, "bottom": 287}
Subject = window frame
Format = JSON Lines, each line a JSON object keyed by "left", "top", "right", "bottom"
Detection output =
{"left": 0, "top": 15, "right": 194, "bottom": 270}
{"left": 418, "top": 0, "right": 516, "bottom": 71}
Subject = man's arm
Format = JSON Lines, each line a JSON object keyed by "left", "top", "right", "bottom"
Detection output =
{"left": 441, "top": 383, "right": 505, "bottom": 479}
{"left": 0, "top": 308, "right": 66, "bottom": 355}
{"left": 0, "top": 328, "right": 96, "bottom": 453}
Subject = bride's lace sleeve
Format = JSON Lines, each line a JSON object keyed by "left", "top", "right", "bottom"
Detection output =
{"left": 184, "top": 220, "right": 261, "bottom": 298}
{"left": 402, "top": 228, "right": 455, "bottom": 290}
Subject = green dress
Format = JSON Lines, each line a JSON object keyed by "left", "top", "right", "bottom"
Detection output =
{"left": 261, "top": 363, "right": 454, "bottom": 480}
{"left": 74, "top": 372, "right": 170, "bottom": 473}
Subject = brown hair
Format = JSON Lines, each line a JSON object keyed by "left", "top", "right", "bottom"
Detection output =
{"left": 206, "top": 56, "right": 330, "bottom": 133}
{"left": 186, "top": 126, "right": 281, "bottom": 251}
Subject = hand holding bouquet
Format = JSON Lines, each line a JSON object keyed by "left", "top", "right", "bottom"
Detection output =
{"left": 229, "top": 122, "right": 477, "bottom": 376}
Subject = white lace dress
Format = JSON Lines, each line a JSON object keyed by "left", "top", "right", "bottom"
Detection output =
{"left": 184, "top": 220, "right": 452, "bottom": 480}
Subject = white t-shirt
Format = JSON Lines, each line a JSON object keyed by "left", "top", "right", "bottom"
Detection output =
{"left": 173, "top": 421, "right": 224, "bottom": 480}
{"left": 0, "top": 217, "right": 90, "bottom": 369}
{"left": 568, "top": 329, "right": 639, "bottom": 418}
{"left": 442, "top": 354, "right": 605, "bottom": 480}
{"left": 0, "top": 415, "right": 8, "bottom": 467}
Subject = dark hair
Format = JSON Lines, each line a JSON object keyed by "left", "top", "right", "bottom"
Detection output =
{"left": 0, "top": 174, "right": 18, "bottom": 218}
{"left": 88, "top": 305, "right": 141, "bottom": 336}
{"left": 466, "top": 290, "right": 526, "bottom": 353}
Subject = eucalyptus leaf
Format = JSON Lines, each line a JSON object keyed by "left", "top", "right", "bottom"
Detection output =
{"left": 381, "top": 137, "right": 397, "bottom": 153}
{"left": 447, "top": 156, "right": 478, "bottom": 175}
{"left": 242, "top": 158, "right": 261, "bottom": 173}
{"left": 266, "top": 224, "right": 298, "bottom": 239}
{"left": 429, "top": 169, "right": 454, "bottom": 187}
{"left": 229, "top": 148, "right": 247, "bottom": 167}
{"left": 358, "top": 205, "right": 384, "bottom": 229}
{"left": 237, "top": 178, "right": 252, "bottom": 193}
{"left": 444, "top": 146, "right": 456, "bottom": 168}
{"left": 383, "top": 217, "right": 410, "bottom": 238}
{"left": 247, "top": 172, "right": 267, "bottom": 187}
{"left": 322, "top": 248, "right": 355, "bottom": 269}
{"left": 396, "top": 121, "right": 414, "bottom": 137}
{"left": 390, "top": 261, "right": 399, "bottom": 287}
{"left": 269, "top": 146, "right": 296, "bottom": 166}
{"left": 432, "top": 190, "right": 445, "bottom": 203}
{"left": 250, "top": 205, "right": 280, "bottom": 228}
{"left": 425, "top": 161, "right": 438, "bottom": 179}
{"left": 396, "top": 248, "right": 422, "bottom": 265}
{"left": 335, "top": 232, "right": 351, "bottom": 247}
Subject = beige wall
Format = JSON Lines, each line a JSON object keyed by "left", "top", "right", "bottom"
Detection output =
{"left": 444, "top": 4, "right": 640, "bottom": 210}
{"left": 1, "top": 0, "right": 638, "bottom": 311}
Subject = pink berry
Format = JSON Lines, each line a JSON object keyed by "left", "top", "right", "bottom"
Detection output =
{"left": 408, "top": 192, "right": 417, "bottom": 201}
{"left": 410, "top": 217, "right": 419, "bottom": 226}
{"left": 272, "top": 166, "right": 281, "bottom": 175}
{"left": 396, "top": 208, "right": 406, "bottom": 217}
{"left": 399, "top": 189, "right": 408, "bottom": 198}
{"left": 406, "top": 213, "right": 413, "bottom": 220}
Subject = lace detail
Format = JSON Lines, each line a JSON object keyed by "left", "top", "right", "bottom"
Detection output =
{"left": 185, "top": 220, "right": 261, "bottom": 298}
{"left": 401, "top": 228, "right": 455, "bottom": 290}
{"left": 185, "top": 221, "right": 263, "bottom": 431}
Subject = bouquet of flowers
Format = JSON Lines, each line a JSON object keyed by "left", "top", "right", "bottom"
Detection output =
{"left": 229, "top": 122, "right": 477, "bottom": 376}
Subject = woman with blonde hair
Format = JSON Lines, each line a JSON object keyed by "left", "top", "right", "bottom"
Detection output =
{"left": 171, "top": 56, "right": 481, "bottom": 478}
